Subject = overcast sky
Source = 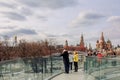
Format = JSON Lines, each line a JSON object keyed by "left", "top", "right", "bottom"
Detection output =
{"left": 0, "top": 0, "right": 120, "bottom": 48}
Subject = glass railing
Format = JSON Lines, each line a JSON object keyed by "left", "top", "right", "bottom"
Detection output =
{"left": 84, "top": 56, "right": 120, "bottom": 80}
{"left": 0, "top": 54, "right": 84, "bottom": 80}
{"left": 0, "top": 55, "right": 64, "bottom": 80}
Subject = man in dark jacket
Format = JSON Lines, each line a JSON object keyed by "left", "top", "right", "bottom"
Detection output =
{"left": 60, "top": 49, "right": 69, "bottom": 73}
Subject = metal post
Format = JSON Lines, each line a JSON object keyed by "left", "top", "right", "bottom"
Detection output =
{"left": 50, "top": 47, "right": 53, "bottom": 74}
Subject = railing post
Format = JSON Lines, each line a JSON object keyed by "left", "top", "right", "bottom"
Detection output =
{"left": 50, "top": 52, "right": 53, "bottom": 74}
{"left": 49, "top": 46, "right": 53, "bottom": 74}
{"left": 41, "top": 57, "right": 43, "bottom": 80}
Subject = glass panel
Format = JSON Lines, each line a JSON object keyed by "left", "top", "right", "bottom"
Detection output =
{"left": 84, "top": 56, "right": 120, "bottom": 80}
{"left": 0, "top": 55, "right": 64, "bottom": 80}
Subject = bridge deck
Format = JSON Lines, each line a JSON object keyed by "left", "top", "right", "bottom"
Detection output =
{"left": 51, "top": 69, "right": 86, "bottom": 80}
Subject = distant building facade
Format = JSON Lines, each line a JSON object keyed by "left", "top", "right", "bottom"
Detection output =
{"left": 64, "top": 34, "right": 86, "bottom": 52}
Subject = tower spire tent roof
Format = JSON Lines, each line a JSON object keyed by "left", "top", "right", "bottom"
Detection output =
{"left": 65, "top": 40, "right": 68, "bottom": 46}
{"left": 99, "top": 32, "right": 105, "bottom": 43}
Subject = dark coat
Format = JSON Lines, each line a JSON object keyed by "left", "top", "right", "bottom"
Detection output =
{"left": 60, "top": 50, "right": 69, "bottom": 73}
{"left": 60, "top": 51, "right": 69, "bottom": 63}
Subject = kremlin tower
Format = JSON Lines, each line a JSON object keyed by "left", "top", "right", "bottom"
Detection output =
{"left": 64, "top": 34, "right": 86, "bottom": 51}
{"left": 64, "top": 40, "right": 69, "bottom": 50}
{"left": 79, "top": 34, "right": 86, "bottom": 51}
{"left": 80, "top": 34, "right": 85, "bottom": 48}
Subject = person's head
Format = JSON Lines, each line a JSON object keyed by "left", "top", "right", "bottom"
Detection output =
{"left": 69, "top": 51, "right": 73, "bottom": 54}
{"left": 63, "top": 49, "right": 67, "bottom": 53}
{"left": 63, "top": 49, "right": 66, "bottom": 51}
{"left": 74, "top": 51, "right": 78, "bottom": 54}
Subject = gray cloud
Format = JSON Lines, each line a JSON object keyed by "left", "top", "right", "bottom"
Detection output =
{"left": 0, "top": 1, "right": 33, "bottom": 21}
{"left": 61, "top": 34, "right": 72, "bottom": 37}
{"left": 19, "top": 7, "right": 33, "bottom": 16}
{"left": 83, "top": 13, "right": 104, "bottom": 19}
{"left": 46, "top": 33, "right": 72, "bottom": 38}
{"left": 103, "top": 27, "right": 120, "bottom": 46}
{"left": 2, "top": 12, "right": 26, "bottom": 21}
{"left": 16, "top": 28, "right": 37, "bottom": 35}
{"left": 103, "top": 26, "right": 120, "bottom": 40}
{"left": 37, "top": 16, "right": 48, "bottom": 21}
{"left": 70, "top": 12, "right": 105, "bottom": 27}
{"left": 86, "top": 37, "right": 99, "bottom": 41}
{"left": 107, "top": 16, "right": 120, "bottom": 25}
{"left": 47, "top": 34, "right": 57, "bottom": 37}
{"left": 0, "top": 26, "right": 15, "bottom": 29}
{"left": 0, "top": 2, "right": 15, "bottom": 9}
{"left": 17, "top": 0, "right": 78, "bottom": 9}
{"left": 0, "top": 28, "right": 37, "bottom": 38}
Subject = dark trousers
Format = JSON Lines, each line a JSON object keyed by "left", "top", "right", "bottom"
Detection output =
{"left": 64, "top": 61, "right": 69, "bottom": 73}
{"left": 74, "top": 62, "right": 78, "bottom": 72}
{"left": 69, "top": 62, "right": 72, "bottom": 70}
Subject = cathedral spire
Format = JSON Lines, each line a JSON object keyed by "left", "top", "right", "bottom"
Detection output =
{"left": 89, "top": 43, "right": 92, "bottom": 50}
{"left": 99, "top": 32, "right": 106, "bottom": 49}
{"left": 100, "top": 32, "right": 105, "bottom": 42}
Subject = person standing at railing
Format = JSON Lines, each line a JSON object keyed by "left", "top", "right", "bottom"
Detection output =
{"left": 60, "top": 49, "right": 69, "bottom": 74}
{"left": 73, "top": 50, "right": 79, "bottom": 72}
{"left": 97, "top": 51, "right": 103, "bottom": 59}
{"left": 68, "top": 51, "right": 73, "bottom": 72}
{"left": 97, "top": 50, "right": 103, "bottom": 66}
{"left": 83, "top": 51, "right": 88, "bottom": 71}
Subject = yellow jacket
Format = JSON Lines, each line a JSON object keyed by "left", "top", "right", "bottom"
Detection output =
{"left": 73, "top": 51, "right": 79, "bottom": 62}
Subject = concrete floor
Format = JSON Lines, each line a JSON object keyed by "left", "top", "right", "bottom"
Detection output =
{"left": 51, "top": 69, "right": 86, "bottom": 80}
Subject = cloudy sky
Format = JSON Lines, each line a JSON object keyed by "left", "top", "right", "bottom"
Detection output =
{"left": 0, "top": 0, "right": 120, "bottom": 48}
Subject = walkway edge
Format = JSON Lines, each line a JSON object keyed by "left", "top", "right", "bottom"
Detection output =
{"left": 44, "top": 72, "right": 63, "bottom": 80}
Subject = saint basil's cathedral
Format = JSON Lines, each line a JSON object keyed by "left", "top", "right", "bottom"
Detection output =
{"left": 96, "top": 32, "right": 112, "bottom": 51}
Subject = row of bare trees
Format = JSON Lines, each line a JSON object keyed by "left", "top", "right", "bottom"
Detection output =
{"left": 0, "top": 39, "right": 63, "bottom": 61}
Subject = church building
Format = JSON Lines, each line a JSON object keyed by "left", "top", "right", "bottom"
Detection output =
{"left": 96, "top": 32, "right": 112, "bottom": 51}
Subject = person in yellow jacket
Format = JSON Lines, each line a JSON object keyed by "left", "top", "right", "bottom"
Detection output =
{"left": 73, "top": 51, "right": 79, "bottom": 72}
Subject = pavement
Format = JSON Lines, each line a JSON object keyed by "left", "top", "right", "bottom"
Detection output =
{"left": 51, "top": 69, "right": 86, "bottom": 80}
